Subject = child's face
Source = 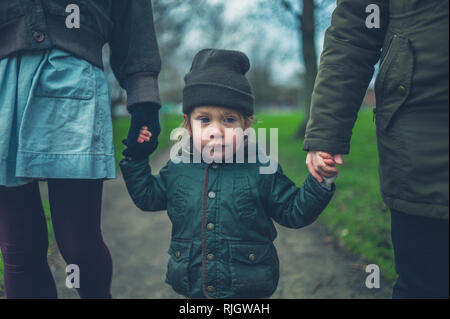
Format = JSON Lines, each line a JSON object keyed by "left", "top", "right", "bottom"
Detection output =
{"left": 185, "top": 106, "right": 252, "bottom": 161}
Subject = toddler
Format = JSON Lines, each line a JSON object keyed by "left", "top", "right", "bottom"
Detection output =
{"left": 119, "top": 49, "right": 337, "bottom": 299}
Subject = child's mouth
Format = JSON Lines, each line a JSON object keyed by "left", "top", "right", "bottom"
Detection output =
{"left": 208, "top": 142, "right": 227, "bottom": 148}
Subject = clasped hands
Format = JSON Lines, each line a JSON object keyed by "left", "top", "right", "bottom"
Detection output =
{"left": 306, "top": 151, "right": 343, "bottom": 183}
{"left": 122, "top": 103, "right": 160, "bottom": 160}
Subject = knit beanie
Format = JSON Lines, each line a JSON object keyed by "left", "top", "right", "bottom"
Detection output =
{"left": 182, "top": 49, "right": 254, "bottom": 116}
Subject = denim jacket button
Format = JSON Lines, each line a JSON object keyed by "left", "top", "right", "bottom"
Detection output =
{"left": 207, "top": 253, "right": 214, "bottom": 261}
{"left": 206, "top": 223, "right": 214, "bottom": 231}
{"left": 208, "top": 191, "right": 216, "bottom": 199}
{"left": 249, "top": 253, "right": 256, "bottom": 262}
{"left": 175, "top": 251, "right": 181, "bottom": 258}
{"left": 207, "top": 285, "right": 214, "bottom": 292}
{"left": 33, "top": 31, "right": 45, "bottom": 42}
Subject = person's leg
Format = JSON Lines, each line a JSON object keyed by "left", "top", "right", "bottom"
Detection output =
{"left": 391, "top": 209, "right": 449, "bottom": 299}
{"left": 47, "top": 178, "right": 113, "bottom": 299}
{"left": 0, "top": 181, "right": 57, "bottom": 298}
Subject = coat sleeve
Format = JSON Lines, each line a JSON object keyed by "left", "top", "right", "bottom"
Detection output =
{"left": 303, "top": 0, "right": 389, "bottom": 155}
{"left": 109, "top": 0, "right": 161, "bottom": 110}
{"left": 119, "top": 158, "right": 168, "bottom": 212}
{"left": 263, "top": 165, "right": 334, "bottom": 229}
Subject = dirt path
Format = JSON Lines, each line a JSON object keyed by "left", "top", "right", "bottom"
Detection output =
{"left": 46, "top": 149, "right": 393, "bottom": 299}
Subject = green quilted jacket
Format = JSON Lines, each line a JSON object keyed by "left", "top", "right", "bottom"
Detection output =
{"left": 119, "top": 155, "right": 334, "bottom": 299}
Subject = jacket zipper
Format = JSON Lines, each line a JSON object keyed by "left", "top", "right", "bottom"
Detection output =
{"left": 380, "top": 34, "right": 396, "bottom": 71}
{"left": 374, "top": 34, "right": 397, "bottom": 123}
{"left": 201, "top": 164, "right": 212, "bottom": 298}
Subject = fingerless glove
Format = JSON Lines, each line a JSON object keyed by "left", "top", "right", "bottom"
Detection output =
{"left": 122, "top": 102, "right": 161, "bottom": 160}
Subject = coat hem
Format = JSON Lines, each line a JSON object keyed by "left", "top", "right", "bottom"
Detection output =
{"left": 382, "top": 193, "right": 449, "bottom": 220}
{"left": 12, "top": 151, "right": 117, "bottom": 182}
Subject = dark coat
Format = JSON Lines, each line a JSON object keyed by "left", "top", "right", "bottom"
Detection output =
{"left": 303, "top": 0, "right": 449, "bottom": 219}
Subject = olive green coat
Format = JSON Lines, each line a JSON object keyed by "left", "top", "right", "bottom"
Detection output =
{"left": 119, "top": 157, "right": 334, "bottom": 298}
{"left": 304, "top": 0, "right": 449, "bottom": 219}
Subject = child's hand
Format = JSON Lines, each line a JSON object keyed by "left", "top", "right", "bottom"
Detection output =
{"left": 137, "top": 126, "right": 152, "bottom": 143}
{"left": 318, "top": 152, "right": 337, "bottom": 169}
{"left": 122, "top": 125, "right": 158, "bottom": 160}
{"left": 306, "top": 151, "right": 343, "bottom": 183}
{"left": 122, "top": 103, "right": 160, "bottom": 160}
{"left": 316, "top": 152, "right": 339, "bottom": 189}
{"left": 318, "top": 152, "right": 341, "bottom": 178}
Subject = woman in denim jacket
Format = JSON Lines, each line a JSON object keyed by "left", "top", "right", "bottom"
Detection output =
{"left": 0, "top": 1, "right": 161, "bottom": 298}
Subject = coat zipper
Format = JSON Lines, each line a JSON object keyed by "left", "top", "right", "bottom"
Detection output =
{"left": 374, "top": 34, "right": 397, "bottom": 123}
{"left": 380, "top": 34, "right": 396, "bottom": 71}
{"left": 201, "top": 164, "right": 212, "bottom": 298}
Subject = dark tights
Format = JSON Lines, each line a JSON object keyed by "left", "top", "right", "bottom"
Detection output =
{"left": 0, "top": 179, "right": 113, "bottom": 299}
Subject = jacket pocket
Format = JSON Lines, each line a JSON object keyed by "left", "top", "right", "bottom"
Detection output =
{"left": 167, "top": 175, "right": 191, "bottom": 226}
{"left": 229, "top": 242, "right": 278, "bottom": 298}
{"left": 233, "top": 176, "right": 257, "bottom": 223}
{"left": 374, "top": 35, "right": 415, "bottom": 202}
{"left": 374, "top": 34, "right": 414, "bottom": 130}
{"left": 166, "top": 239, "right": 192, "bottom": 295}
{"left": 34, "top": 50, "right": 94, "bottom": 100}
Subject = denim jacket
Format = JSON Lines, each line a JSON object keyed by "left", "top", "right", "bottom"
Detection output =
{"left": 0, "top": 0, "right": 161, "bottom": 108}
{"left": 119, "top": 156, "right": 335, "bottom": 299}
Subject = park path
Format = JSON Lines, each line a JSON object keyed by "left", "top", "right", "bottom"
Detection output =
{"left": 45, "top": 149, "right": 392, "bottom": 299}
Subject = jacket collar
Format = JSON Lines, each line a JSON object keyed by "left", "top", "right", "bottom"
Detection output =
{"left": 175, "top": 141, "right": 268, "bottom": 167}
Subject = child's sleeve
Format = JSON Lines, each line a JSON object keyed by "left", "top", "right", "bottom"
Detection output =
{"left": 262, "top": 164, "right": 335, "bottom": 229}
{"left": 119, "top": 158, "right": 168, "bottom": 212}
{"left": 109, "top": 0, "right": 161, "bottom": 110}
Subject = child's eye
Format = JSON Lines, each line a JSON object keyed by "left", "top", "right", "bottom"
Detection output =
{"left": 224, "top": 117, "right": 236, "bottom": 123}
{"left": 198, "top": 117, "right": 210, "bottom": 123}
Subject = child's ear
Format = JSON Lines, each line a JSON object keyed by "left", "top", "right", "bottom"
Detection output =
{"left": 244, "top": 116, "right": 253, "bottom": 131}
{"left": 183, "top": 114, "right": 192, "bottom": 136}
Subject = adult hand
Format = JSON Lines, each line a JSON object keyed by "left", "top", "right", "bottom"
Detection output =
{"left": 122, "top": 102, "right": 160, "bottom": 159}
{"left": 306, "top": 151, "right": 343, "bottom": 183}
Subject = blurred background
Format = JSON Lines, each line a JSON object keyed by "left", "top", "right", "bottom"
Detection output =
{"left": 107, "top": 0, "right": 375, "bottom": 125}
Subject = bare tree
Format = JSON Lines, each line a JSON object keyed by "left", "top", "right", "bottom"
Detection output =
{"left": 258, "top": 0, "right": 333, "bottom": 137}
{"left": 153, "top": 0, "right": 229, "bottom": 103}
{"left": 281, "top": 0, "right": 317, "bottom": 137}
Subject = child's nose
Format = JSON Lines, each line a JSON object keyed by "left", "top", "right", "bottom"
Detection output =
{"left": 206, "top": 123, "right": 224, "bottom": 139}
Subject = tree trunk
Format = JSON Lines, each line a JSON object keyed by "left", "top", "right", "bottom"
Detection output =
{"left": 296, "top": 0, "right": 317, "bottom": 138}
